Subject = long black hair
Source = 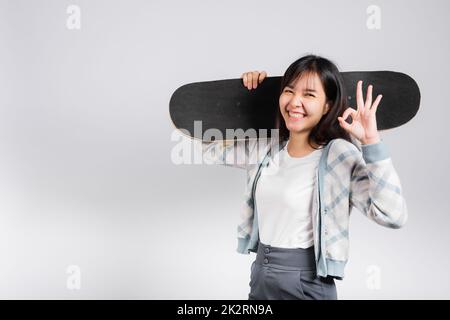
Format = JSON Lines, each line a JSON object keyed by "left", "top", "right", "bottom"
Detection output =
{"left": 275, "top": 54, "right": 352, "bottom": 148}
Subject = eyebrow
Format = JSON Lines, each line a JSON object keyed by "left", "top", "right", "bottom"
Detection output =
{"left": 286, "top": 85, "right": 317, "bottom": 92}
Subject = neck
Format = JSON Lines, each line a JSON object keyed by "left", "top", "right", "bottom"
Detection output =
{"left": 286, "top": 131, "right": 318, "bottom": 157}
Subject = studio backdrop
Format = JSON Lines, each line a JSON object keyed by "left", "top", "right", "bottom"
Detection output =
{"left": 0, "top": 0, "right": 448, "bottom": 299}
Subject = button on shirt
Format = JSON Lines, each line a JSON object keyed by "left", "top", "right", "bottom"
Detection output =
{"left": 255, "top": 142, "right": 323, "bottom": 249}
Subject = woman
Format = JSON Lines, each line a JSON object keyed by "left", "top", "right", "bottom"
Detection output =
{"left": 196, "top": 54, "right": 407, "bottom": 300}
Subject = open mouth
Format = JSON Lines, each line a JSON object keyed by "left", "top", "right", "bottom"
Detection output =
{"left": 288, "top": 111, "right": 306, "bottom": 119}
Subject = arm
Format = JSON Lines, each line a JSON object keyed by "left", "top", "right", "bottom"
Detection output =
{"left": 194, "top": 135, "right": 266, "bottom": 170}
{"left": 197, "top": 70, "right": 269, "bottom": 168}
{"left": 171, "top": 71, "right": 269, "bottom": 169}
{"left": 349, "top": 140, "right": 408, "bottom": 228}
{"left": 171, "top": 128, "right": 266, "bottom": 170}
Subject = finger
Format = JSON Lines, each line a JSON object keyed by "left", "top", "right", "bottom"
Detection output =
{"left": 365, "top": 85, "right": 373, "bottom": 110}
{"left": 247, "top": 72, "right": 253, "bottom": 90}
{"left": 258, "top": 71, "right": 267, "bottom": 84}
{"left": 370, "top": 94, "right": 383, "bottom": 114}
{"left": 252, "top": 71, "right": 259, "bottom": 89}
{"left": 356, "top": 80, "right": 364, "bottom": 113}
{"left": 242, "top": 73, "right": 248, "bottom": 88}
{"left": 342, "top": 107, "right": 357, "bottom": 122}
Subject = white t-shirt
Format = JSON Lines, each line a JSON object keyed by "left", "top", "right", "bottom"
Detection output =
{"left": 255, "top": 142, "right": 323, "bottom": 249}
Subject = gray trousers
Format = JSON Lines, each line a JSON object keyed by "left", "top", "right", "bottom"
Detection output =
{"left": 248, "top": 241, "right": 338, "bottom": 300}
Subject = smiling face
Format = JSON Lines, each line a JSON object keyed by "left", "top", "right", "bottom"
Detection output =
{"left": 279, "top": 71, "right": 330, "bottom": 136}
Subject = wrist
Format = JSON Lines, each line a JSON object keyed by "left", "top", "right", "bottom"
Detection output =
{"left": 361, "top": 136, "right": 381, "bottom": 145}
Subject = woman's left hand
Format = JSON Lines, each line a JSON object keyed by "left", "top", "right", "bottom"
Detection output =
{"left": 338, "top": 80, "right": 382, "bottom": 145}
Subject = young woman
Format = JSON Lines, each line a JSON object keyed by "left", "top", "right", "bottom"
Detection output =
{"left": 192, "top": 54, "right": 408, "bottom": 300}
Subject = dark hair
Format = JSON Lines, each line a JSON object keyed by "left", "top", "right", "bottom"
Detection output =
{"left": 275, "top": 54, "right": 352, "bottom": 148}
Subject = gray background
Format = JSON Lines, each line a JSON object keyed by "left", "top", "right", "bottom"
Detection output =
{"left": 0, "top": 0, "right": 448, "bottom": 299}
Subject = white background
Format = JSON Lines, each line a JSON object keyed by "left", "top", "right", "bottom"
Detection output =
{"left": 0, "top": 0, "right": 448, "bottom": 299}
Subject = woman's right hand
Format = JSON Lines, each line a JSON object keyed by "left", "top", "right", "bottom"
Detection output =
{"left": 241, "top": 71, "right": 267, "bottom": 90}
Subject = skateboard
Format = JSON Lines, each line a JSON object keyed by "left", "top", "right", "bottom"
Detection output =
{"left": 169, "top": 71, "right": 420, "bottom": 142}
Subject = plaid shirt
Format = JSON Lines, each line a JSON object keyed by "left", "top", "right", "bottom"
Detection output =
{"left": 195, "top": 135, "right": 408, "bottom": 280}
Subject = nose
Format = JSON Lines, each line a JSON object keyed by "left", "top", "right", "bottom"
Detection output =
{"left": 288, "top": 93, "right": 304, "bottom": 110}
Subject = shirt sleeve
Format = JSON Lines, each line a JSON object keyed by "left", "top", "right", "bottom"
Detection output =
{"left": 177, "top": 132, "right": 268, "bottom": 170}
{"left": 349, "top": 140, "right": 408, "bottom": 228}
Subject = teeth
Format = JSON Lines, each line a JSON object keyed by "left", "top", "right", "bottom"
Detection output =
{"left": 289, "top": 112, "right": 305, "bottom": 118}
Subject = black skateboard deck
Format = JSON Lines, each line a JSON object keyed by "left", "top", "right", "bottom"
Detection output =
{"left": 169, "top": 71, "right": 420, "bottom": 142}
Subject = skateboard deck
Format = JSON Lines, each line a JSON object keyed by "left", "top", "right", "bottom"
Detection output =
{"left": 169, "top": 71, "right": 420, "bottom": 142}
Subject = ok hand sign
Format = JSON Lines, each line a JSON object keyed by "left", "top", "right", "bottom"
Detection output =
{"left": 338, "top": 80, "right": 382, "bottom": 145}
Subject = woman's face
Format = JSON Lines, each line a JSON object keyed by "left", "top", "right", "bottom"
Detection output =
{"left": 279, "top": 72, "right": 330, "bottom": 135}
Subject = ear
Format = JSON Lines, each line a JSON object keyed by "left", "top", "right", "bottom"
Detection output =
{"left": 323, "top": 102, "right": 330, "bottom": 115}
